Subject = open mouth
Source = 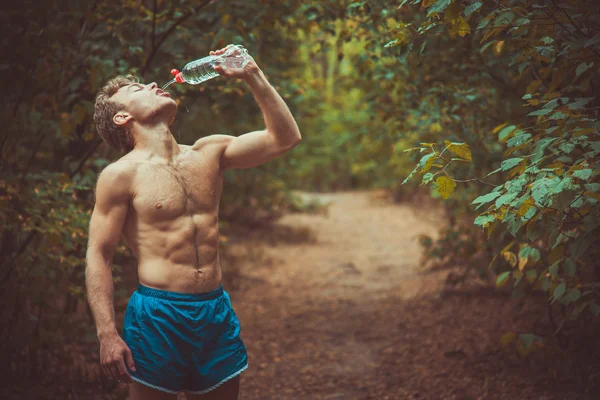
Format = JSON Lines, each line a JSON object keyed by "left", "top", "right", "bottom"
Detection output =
{"left": 157, "top": 89, "right": 170, "bottom": 97}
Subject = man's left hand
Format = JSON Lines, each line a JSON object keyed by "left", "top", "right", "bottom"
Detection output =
{"left": 210, "top": 45, "right": 261, "bottom": 81}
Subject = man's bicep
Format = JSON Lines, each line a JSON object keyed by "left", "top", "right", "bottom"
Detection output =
{"left": 218, "top": 130, "right": 289, "bottom": 170}
{"left": 87, "top": 166, "right": 131, "bottom": 260}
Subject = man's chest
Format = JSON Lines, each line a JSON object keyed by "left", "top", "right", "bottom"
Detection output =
{"left": 130, "top": 156, "right": 223, "bottom": 223}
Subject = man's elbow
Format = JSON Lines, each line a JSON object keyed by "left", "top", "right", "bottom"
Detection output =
{"left": 85, "top": 245, "right": 115, "bottom": 269}
{"left": 269, "top": 130, "right": 301, "bottom": 154}
{"left": 285, "top": 133, "right": 302, "bottom": 150}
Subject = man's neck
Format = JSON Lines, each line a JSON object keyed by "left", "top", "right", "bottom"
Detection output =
{"left": 132, "top": 124, "right": 180, "bottom": 162}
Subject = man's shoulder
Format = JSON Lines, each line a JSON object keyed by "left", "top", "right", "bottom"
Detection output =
{"left": 191, "top": 134, "right": 234, "bottom": 152}
{"left": 95, "top": 159, "right": 137, "bottom": 196}
{"left": 101, "top": 158, "right": 137, "bottom": 177}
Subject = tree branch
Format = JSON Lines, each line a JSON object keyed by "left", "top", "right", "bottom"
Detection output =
{"left": 69, "top": 138, "right": 104, "bottom": 179}
{"left": 140, "top": 0, "right": 215, "bottom": 77}
{"left": 152, "top": 0, "right": 157, "bottom": 50}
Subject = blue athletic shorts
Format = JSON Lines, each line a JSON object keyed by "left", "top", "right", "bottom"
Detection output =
{"left": 122, "top": 283, "right": 248, "bottom": 394}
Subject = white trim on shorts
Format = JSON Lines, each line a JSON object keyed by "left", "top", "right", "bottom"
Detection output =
{"left": 185, "top": 363, "right": 249, "bottom": 395}
{"left": 130, "top": 375, "right": 180, "bottom": 394}
{"left": 129, "top": 363, "right": 248, "bottom": 395}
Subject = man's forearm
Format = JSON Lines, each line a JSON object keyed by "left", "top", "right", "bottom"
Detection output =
{"left": 85, "top": 252, "right": 118, "bottom": 338}
{"left": 243, "top": 69, "right": 301, "bottom": 148}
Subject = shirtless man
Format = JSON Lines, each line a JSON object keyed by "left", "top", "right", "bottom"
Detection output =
{"left": 85, "top": 46, "right": 301, "bottom": 399}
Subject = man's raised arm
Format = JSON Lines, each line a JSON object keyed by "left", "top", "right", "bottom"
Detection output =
{"left": 85, "top": 162, "right": 136, "bottom": 383}
{"left": 195, "top": 48, "right": 302, "bottom": 170}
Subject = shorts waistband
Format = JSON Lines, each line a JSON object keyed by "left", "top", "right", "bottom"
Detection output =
{"left": 136, "top": 283, "right": 224, "bottom": 302}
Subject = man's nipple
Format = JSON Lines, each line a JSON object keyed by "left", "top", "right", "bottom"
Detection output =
{"left": 155, "top": 203, "right": 163, "bottom": 209}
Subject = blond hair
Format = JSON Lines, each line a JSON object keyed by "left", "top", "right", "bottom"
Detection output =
{"left": 93, "top": 75, "right": 139, "bottom": 153}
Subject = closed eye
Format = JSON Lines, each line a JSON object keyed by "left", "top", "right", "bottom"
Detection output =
{"left": 130, "top": 84, "right": 144, "bottom": 92}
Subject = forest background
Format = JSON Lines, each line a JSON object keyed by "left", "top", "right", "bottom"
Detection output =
{"left": 1, "top": 0, "right": 599, "bottom": 398}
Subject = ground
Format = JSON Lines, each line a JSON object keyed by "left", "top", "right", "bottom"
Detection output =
{"left": 220, "top": 191, "right": 595, "bottom": 399}
{"left": 4, "top": 190, "right": 598, "bottom": 399}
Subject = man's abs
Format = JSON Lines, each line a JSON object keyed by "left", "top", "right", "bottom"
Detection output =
{"left": 126, "top": 214, "right": 223, "bottom": 294}
{"left": 118, "top": 145, "right": 225, "bottom": 294}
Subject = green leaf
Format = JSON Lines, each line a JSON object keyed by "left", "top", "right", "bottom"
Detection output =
{"left": 551, "top": 177, "right": 575, "bottom": 195}
{"left": 549, "top": 112, "right": 567, "bottom": 120}
{"left": 501, "top": 212, "right": 520, "bottom": 237}
{"left": 531, "top": 177, "right": 559, "bottom": 207}
{"left": 501, "top": 157, "right": 523, "bottom": 171}
{"left": 563, "top": 288, "right": 581, "bottom": 304}
{"left": 485, "top": 167, "right": 502, "bottom": 178}
{"left": 553, "top": 232, "right": 569, "bottom": 249}
{"left": 496, "top": 271, "right": 511, "bottom": 287}
{"left": 471, "top": 191, "right": 502, "bottom": 208}
{"left": 583, "top": 215, "right": 600, "bottom": 232}
{"left": 563, "top": 258, "right": 577, "bottom": 277}
{"left": 507, "top": 132, "right": 531, "bottom": 148}
{"left": 567, "top": 97, "right": 594, "bottom": 109}
{"left": 542, "top": 98, "right": 562, "bottom": 110}
{"left": 402, "top": 164, "right": 420, "bottom": 185}
{"left": 535, "top": 46, "right": 554, "bottom": 58}
{"left": 477, "top": 15, "right": 491, "bottom": 30}
{"left": 531, "top": 137, "right": 558, "bottom": 164}
{"left": 559, "top": 142, "right": 576, "bottom": 154}
{"left": 495, "top": 191, "right": 519, "bottom": 208}
{"left": 572, "top": 169, "right": 592, "bottom": 180}
{"left": 421, "top": 173, "right": 434, "bottom": 185}
{"left": 529, "top": 248, "right": 540, "bottom": 262}
{"left": 518, "top": 333, "right": 536, "bottom": 349}
{"left": 584, "top": 33, "right": 600, "bottom": 48}
{"left": 474, "top": 213, "right": 495, "bottom": 227}
{"left": 527, "top": 108, "right": 553, "bottom": 116}
{"left": 576, "top": 62, "right": 593, "bottom": 76}
{"left": 554, "top": 283, "right": 566, "bottom": 300}
{"left": 464, "top": 2, "right": 482, "bottom": 17}
{"left": 570, "top": 234, "right": 592, "bottom": 259}
{"left": 348, "top": 1, "right": 366, "bottom": 9}
{"left": 418, "top": 153, "right": 436, "bottom": 169}
{"left": 526, "top": 270, "right": 537, "bottom": 284}
{"left": 384, "top": 39, "right": 400, "bottom": 48}
{"left": 541, "top": 278, "right": 552, "bottom": 292}
{"left": 498, "top": 125, "right": 516, "bottom": 142}
{"left": 584, "top": 183, "right": 600, "bottom": 192}
{"left": 427, "top": 0, "right": 452, "bottom": 16}
{"left": 494, "top": 10, "right": 515, "bottom": 27}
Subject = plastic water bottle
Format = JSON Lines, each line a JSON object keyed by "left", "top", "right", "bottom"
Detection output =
{"left": 162, "top": 44, "right": 251, "bottom": 90}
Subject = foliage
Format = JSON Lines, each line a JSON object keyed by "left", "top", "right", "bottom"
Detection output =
{"left": 342, "top": 0, "right": 600, "bottom": 354}
{"left": 3, "top": 0, "right": 599, "bottom": 390}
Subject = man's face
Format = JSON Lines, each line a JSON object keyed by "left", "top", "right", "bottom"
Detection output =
{"left": 111, "top": 82, "right": 177, "bottom": 126}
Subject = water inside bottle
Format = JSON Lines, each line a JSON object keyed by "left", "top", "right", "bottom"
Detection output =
{"left": 181, "top": 57, "right": 221, "bottom": 84}
{"left": 161, "top": 45, "right": 251, "bottom": 87}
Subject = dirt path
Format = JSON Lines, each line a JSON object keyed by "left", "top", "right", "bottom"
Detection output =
{"left": 233, "top": 190, "right": 444, "bottom": 301}
{"left": 225, "top": 190, "right": 589, "bottom": 400}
